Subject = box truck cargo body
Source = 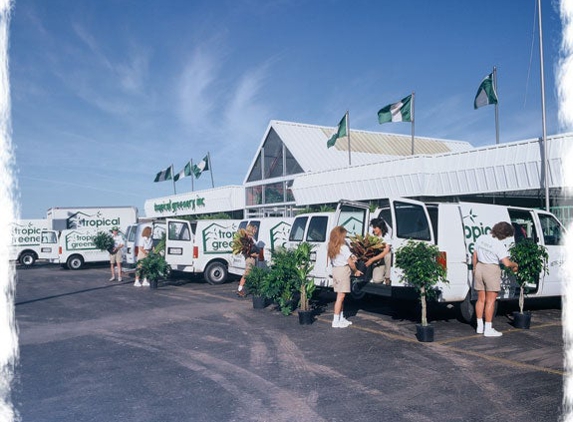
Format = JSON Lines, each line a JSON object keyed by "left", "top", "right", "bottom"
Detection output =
{"left": 228, "top": 217, "right": 294, "bottom": 277}
{"left": 165, "top": 219, "right": 241, "bottom": 284}
{"left": 46, "top": 206, "right": 137, "bottom": 232}
{"left": 287, "top": 198, "right": 566, "bottom": 322}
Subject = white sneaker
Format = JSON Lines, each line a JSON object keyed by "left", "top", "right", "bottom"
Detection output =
{"left": 476, "top": 326, "right": 484, "bottom": 334}
{"left": 142, "top": 280, "right": 150, "bottom": 287}
{"left": 340, "top": 316, "right": 353, "bottom": 325}
{"left": 134, "top": 280, "right": 142, "bottom": 287}
{"left": 118, "top": 277, "right": 123, "bottom": 282}
{"left": 332, "top": 318, "right": 351, "bottom": 328}
{"left": 484, "top": 328, "right": 503, "bottom": 337}
{"left": 109, "top": 277, "right": 115, "bottom": 282}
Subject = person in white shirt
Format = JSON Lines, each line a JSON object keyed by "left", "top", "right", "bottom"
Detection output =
{"left": 327, "top": 226, "right": 363, "bottom": 328}
{"left": 472, "top": 222, "right": 518, "bottom": 337}
{"left": 365, "top": 218, "right": 392, "bottom": 285}
{"left": 109, "top": 227, "right": 124, "bottom": 282}
{"left": 134, "top": 226, "right": 153, "bottom": 287}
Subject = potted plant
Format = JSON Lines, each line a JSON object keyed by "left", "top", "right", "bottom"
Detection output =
{"left": 395, "top": 240, "right": 448, "bottom": 342}
{"left": 505, "top": 238, "right": 549, "bottom": 329}
{"left": 93, "top": 231, "right": 115, "bottom": 253}
{"left": 349, "top": 234, "right": 386, "bottom": 278}
{"left": 244, "top": 265, "right": 271, "bottom": 309}
{"left": 293, "top": 242, "right": 316, "bottom": 325}
{"left": 264, "top": 247, "right": 300, "bottom": 316}
{"left": 138, "top": 250, "right": 171, "bottom": 289}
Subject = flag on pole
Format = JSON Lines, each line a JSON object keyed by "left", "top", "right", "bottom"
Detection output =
{"left": 377, "top": 95, "right": 412, "bottom": 124}
{"left": 192, "top": 155, "right": 209, "bottom": 178}
{"left": 154, "top": 165, "right": 172, "bottom": 182}
{"left": 473, "top": 73, "right": 498, "bottom": 109}
{"left": 174, "top": 161, "right": 193, "bottom": 182}
{"left": 327, "top": 113, "right": 348, "bottom": 148}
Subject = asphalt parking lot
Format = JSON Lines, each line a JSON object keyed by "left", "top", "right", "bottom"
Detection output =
{"left": 12, "top": 263, "right": 564, "bottom": 422}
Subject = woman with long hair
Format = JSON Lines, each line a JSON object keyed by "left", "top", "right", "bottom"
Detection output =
{"left": 327, "top": 226, "right": 362, "bottom": 328}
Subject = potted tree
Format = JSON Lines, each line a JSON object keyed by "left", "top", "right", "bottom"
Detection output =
{"left": 395, "top": 240, "right": 448, "bottom": 342}
{"left": 93, "top": 231, "right": 115, "bottom": 253}
{"left": 505, "top": 238, "right": 549, "bottom": 329}
{"left": 244, "top": 265, "right": 271, "bottom": 309}
{"left": 293, "top": 242, "right": 316, "bottom": 325}
{"left": 137, "top": 250, "right": 171, "bottom": 289}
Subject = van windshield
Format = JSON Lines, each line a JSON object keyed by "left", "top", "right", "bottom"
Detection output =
{"left": 394, "top": 201, "right": 431, "bottom": 241}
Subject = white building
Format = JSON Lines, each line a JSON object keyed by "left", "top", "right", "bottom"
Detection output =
{"left": 144, "top": 120, "right": 571, "bottom": 223}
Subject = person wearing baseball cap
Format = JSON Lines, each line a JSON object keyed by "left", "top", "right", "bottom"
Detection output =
{"left": 109, "top": 227, "right": 124, "bottom": 282}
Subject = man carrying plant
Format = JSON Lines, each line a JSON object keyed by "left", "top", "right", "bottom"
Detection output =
{"left": 109, "top": 226, "right": 124, "bottom": 282}
{"left": 472, "top": 222, "right": 518, "bottom": 337}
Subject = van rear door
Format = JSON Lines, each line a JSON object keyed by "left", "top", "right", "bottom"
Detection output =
{"left": 39, "top": 230, "right": 59, "bottom": 262}
{"left": 165, "top": 219, "right": 194, "bottom": 272}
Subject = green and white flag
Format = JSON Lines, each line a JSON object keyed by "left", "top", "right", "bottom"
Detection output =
{"left": 378, "top": 95, "right": 412, "bottom": 124}
{"left": 193, "top": 155, "right": 209, "bottom": 178}
{"left": 327, "top": 113, "right": 348, "bottom": 148}
{"left": 154, "top": 165, "right": 172, "bottom": 182}
{"left": 474, "top": 73, "right": 498, "bottom": 109}
{"left": 174, "top": 161, "right": 192, "bottom": 182}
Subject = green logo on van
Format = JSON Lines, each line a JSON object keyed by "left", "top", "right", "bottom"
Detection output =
{"left": 463, "top": 209, "right": 492, "bottom": 254}
{"left": 202, "top": 222, "right": 238, "bottom": 254}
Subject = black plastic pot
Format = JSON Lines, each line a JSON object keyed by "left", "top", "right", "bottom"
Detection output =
{"left": 252, "top": 295, "right": 267, "bottom": 309}
{"left": 416, "top": 324, "right": 434, "bottom": 342}
{"left": 512, "top": 311, "right": 531, "bottom": 329}
{"left": 149, "top": 279, "right": 158, "bottom": 290}
{"left": 298, "top": 310, "right": 313, "bottom": 325}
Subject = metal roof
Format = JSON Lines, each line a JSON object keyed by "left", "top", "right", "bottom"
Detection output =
{"left": 243, "top": 120, "right": 474, "bottom": 182}
{"left": 291, "top": 132, "right": 571, "bottom": 206}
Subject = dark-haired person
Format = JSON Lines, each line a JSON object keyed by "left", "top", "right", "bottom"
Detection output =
{"left": 472, "top": 221, "right": 519, "bottom": 337}
{"left": 365, "top": 218, "right": 392, "bottom": 285}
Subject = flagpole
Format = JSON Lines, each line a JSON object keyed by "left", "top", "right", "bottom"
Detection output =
{"left": 171, "top": 164, "right": 176, "bottom": 195}
{"left": 208, "top": 151, "right": 214, "bottom": 188}
{"left": 493, "top": 67, "right": 500, "bottom": 144}
{"left": 538, "top": 0, "right": 549, "bottom": 211}
{"left": 346, "top": 111, "right": 351, "bottom": 166}
{"left": 411, "top": 92, "right": 415, "bottom": 155}
{"left": 190, "top": 159, "right": 195, "bottom": 192}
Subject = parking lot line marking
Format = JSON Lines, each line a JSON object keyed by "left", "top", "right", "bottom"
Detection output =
{"left": 315, "top": 317, "right": 565, "bottom": 377}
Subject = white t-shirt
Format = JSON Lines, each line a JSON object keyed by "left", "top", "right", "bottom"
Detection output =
{"left": 141, "top": 236, "right": 153, "bottom": 252}
{"left": 474, "top": 234, "right": 509, "bottom": 265}
{"left": 331, "top": 244, "right": 352, "bottom": 267}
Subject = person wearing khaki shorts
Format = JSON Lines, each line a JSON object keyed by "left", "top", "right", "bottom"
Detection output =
{"left": 472, "top": 221, "right": 518, "bottom": 337}
{"left": 109, "top": 226, "right": 124, "bottom": 282}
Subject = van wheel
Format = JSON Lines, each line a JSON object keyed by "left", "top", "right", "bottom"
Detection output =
{"left": 67, "top": 255, "right": 84, "bottom": 270}
{"left": 20, "top": 252, "right": 36, "bottom": 267}
{"left": 204, "top": 262, "right": 228, "bottom": 285}
{"left": 350, "top": 279, "right": 367, "bottom": 300}
{"left": 457, "top": 292, "right": 498, "bottom": 324}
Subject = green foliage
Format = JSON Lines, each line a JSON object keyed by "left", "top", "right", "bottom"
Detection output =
{"left": 395, "top": 240, "right": 448, "bottom": 326}
{"left": 154, "top": 233, "right": 166, "bottom": 254}
{"left": 293, "top": 242, "right": 316, "bottom": 312}
{"left": 244, "top": 266, "right": 271, "bottom": 297}
{"left": 93, "top": 231, "right": 114, "bottom": 252}
{"left": 506, "top": 239, "right": 549, "bottom": 313}
{"left": 138, "top": 250, "right": 171, "bottom": 282}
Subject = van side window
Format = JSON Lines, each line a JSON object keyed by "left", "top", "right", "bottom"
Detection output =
{"left": 168, "top": 221, "right": 191, "bottom": 241}
{"left": 238, "top": 221, "right": 248, "bottom": 230}
{"left": 306, "top": 216, "right": 328, "bottom": 242}
{"left": 339, "top": 205, "right": 367, "bottom": 237}
{"left": 508, "top": 210, "right": 537, "bottom": 243}
{"left": 289, "top": 217, "right": 308, "bottom": 241}
{"left": 394, "top": 201, "right": 431, "bottom": 241}
{"left": 538, "top": 213, "right": 563, "bottom": 246}
{"left": 250, "top": 221, "right": 261, "bottom": 241}
{"left": 41, "top": 231, "right": 57, "bottom": 244}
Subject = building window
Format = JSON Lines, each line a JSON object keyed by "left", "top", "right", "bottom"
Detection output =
{"left": 246, "top": 186, "right": 262, "bottom": 205}
{"left": 264, "top": 129, "right": 284, "bottom": 179}
{"left": 247, "top": 154, "right": 263, "bottom": 182}
{"left": 264, "top": 182, "right": 284, "bottom": 204}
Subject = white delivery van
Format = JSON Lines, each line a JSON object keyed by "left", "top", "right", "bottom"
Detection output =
{"left": 47, "top": 206, "right": 137, "bottom": 233}
{"left": 124, "top": 221, "right": 166, "bottom": 269}
{"left": 164, "top": 219, "right": 241, "bottom": 284}
{"left": 288, "top": 198, "right": 566, "bottom": 322}
{"left": 54, "top": 227, "right": 125, "bottom": 270}
{"left": 227, "top": 217, "right": 294, "bottom": 277}
{"left": 10, "top": 219, "right": 59, "bottom": 267}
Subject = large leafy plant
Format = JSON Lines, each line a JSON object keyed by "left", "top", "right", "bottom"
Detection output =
{"left": 395, "top": 240, "right": 448, "bottom": 326}
{"left": 265, "top": 247, "right": 300, "bottom": 315}
{"left": 349, "top": 234, "right": 386, "bottom": 262}
{"left": 505, "top": 239, "right": 548, "bottom": 314}
{"left": 138, "top": 250, "right": 171, "bottom": 283}
{"left": 293, "top": 242, "right": 316, "bottom": 312}
{"left": 93, "top": 232, "right": 114, "bottom": 253}
{"left": 244, "top": 266, "right": 271, "bottom": 297}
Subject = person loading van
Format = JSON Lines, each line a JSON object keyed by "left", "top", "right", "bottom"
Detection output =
{"left": 237, "top": 224, "right": 260, "bottom": 297}
{"left": 472, "top": 221, "right": 518, "bottom": 337}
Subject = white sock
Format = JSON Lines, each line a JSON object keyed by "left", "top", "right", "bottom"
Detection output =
{"left": 476, "top": 319, "right": 484, "bottom": 331}
{"left": 333, "top": 314, "right": 340, "bottom": 323}
{"left": 238, "top": 285, "right": 243, "bottom": 291}
{"left": 485, "top": 322, "right": 493, "bottom": 330}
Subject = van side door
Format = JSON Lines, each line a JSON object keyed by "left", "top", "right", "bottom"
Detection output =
{"left": 165, "top": 219, "right": 194, "bottom": 271}
{"left": 534, "top": 211, "right": 566, "bottom": 296}
{"left": 39, "top": 230, "right": 59, "bottom": 261}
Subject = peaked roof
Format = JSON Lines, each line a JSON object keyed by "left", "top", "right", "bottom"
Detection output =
{"left": 244, "top": 120, "right": 474, "bottom": 182}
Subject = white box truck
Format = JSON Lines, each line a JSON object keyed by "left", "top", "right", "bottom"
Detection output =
{"left": 164, "top": 219, "right": 241, "bottom": 284}
{"left": 287, "top": 198, "right": 566, "bottom": 322}
{"left": 228, "top": 217, "right": 294, "bottom": 277}
{"left": 10, "top": 219, "right": 59, "bottom": 267}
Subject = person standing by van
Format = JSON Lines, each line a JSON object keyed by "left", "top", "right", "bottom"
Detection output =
{"left": 327, "top": 226, "right": 362, "bottom": 328}
{"left": 134, "top": 226, "right": 153, "bottom": 287}
{"left": 109, "top": 227, "right": 124, "bottom": 282}
{"left": 472, "top": 221, "right": 519, "bottom": 337}
{"left": 365, "top": 218, "right": 392, "bottom": 285}
{"left": 237, "top": 224, "right": 259, "bottom": 297}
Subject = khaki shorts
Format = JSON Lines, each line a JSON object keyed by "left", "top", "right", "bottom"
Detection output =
{"left": 332, "top": 265, "right": 351, "bottom": 293}
{"left": 474, "top": 262, "right": 501, "bottom": 292}
{"left": 245, "top": 257, "right": 256, "bottom": 274}
{"left": 109, "top": 251, "right": 122, "bottom": 264}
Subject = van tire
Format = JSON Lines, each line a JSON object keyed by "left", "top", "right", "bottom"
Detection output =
{"left": 204, "top": 262, "right": 228, "bottom": 285}
{"left": 20, "top": 252, "right": 37, "bottom": 267}
{"left": 67, "top": 255, "right": 84, "bottom": 270}
{"left": 457, "top": 292, "right": 498, "bottom": 324}
{"left": 350, "top": 279, "right": 367, "bottom": 300}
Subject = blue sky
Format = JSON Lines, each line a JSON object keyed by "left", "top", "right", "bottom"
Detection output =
{"left": 9, "top": 0, "right": 569, "bottom": 219}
